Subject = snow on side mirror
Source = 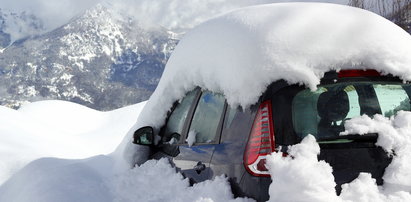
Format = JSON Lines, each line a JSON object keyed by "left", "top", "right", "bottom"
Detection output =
{"left": 133, "top": 126, "right": 154, "bottom": 145}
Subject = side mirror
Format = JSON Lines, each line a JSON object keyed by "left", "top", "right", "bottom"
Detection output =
{"left": 133, "top": 126, "right": 154, "bottom": 145}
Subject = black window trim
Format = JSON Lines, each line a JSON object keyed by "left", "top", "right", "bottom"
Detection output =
{"left": 182, "top": 90, "right": 227, "bottom": 146}
{"left": 158, "top": 87, "right": 202, "bottom": 145}
{"left": 160, "top": 87, "right": 227, "bottom": 146}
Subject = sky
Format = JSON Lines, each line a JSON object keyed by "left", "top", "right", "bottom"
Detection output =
{"left": 0, "top": 0, "right": 349, "bottom": 37}
{"left": 0, "top": 0, "right": 100, "bottom": 30}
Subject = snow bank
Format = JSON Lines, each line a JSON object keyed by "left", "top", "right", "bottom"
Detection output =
{"left": 122, "top": 2, "right": 411, "bottom": 166}
{"left": 0, "top": 100, "right": 145, "bottom": 184}
{"left": 0, "top": 157, "right": 251, "bottom": 202}
{"left": 112, "top": 158, "right": 251, "bottom": 202}
{"left": 266, "top": 133, "right": 411, "bottom": 202}
{"left": 0, "top": 156, "right": 114, "bottom": 202}
{"left": 267, "top": 135, "right": 339, "bottom": 202}
{"left": 342, "top": 111, "right": 411, "bottom": 193}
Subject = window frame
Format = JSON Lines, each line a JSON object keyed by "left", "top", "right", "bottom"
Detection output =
{"left": 267, "top": 78, "right": 411, "bottom": 146}
{"left": 159, "top": 88, "right": 228, "bottom": 146}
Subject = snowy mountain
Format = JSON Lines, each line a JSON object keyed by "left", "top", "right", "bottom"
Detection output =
{"left": 0, "top": 4, "right": 177, "bottom": 110}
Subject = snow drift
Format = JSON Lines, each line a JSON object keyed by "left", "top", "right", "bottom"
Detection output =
{"left": 0, "top": 100, "right": 146, "bottom": 184}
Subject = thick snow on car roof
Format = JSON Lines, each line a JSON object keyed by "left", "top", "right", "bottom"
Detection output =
{"left": 161, "top": 3, "right": 411, "bottom": 108}
{"left": 120, "top": 2, "right": 411, "bottom": 164}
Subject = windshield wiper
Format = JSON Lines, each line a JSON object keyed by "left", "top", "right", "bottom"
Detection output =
{"left": 318, "top": 133, "right": 378, "bottom": 144}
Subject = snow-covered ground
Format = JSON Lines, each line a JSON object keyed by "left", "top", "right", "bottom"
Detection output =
{"left": 0, "top": 100, "right": 146, "bottom": 184}
{"left": 1, "top": 2, "right": 411, "bottom": 202}
{"left": 0, "top": 105, "right": 411, "bottom": 202}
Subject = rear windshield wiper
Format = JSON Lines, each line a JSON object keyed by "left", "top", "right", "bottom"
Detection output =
{"left": 318, "top": 133, "right": 378, "bottom": 144}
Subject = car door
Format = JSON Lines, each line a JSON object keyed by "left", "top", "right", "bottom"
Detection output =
{"left": 158, "top": 89, "right": 227, "bottom": 184}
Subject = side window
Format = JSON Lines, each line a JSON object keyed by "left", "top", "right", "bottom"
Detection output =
{"left": 186, "top": 91, "right": 226, "bottom": 145}
{"left": 163, "top": 89, "right": 198, "bottom": 141}
{"left": 374, "top": 84, "right": 410, "bottom": 117}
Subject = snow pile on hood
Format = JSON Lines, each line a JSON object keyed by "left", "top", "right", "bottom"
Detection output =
{"left": 0, "top": 100, "right": 145, "bottom": 185}
{"left": 122, "top": 2, "right": 411, "bottom": 166}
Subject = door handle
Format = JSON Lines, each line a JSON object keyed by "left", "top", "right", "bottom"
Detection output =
{"left": 194, "top": 161, "right": 206, "bottom": 174}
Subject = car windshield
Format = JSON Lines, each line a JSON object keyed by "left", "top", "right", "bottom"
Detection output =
{"left": 292, "top": 82, "right": 411, "bottom": 140}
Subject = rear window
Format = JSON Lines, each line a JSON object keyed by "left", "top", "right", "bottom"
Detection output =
{"left": 292, "top": 82, "right": 411, "bottom": 140}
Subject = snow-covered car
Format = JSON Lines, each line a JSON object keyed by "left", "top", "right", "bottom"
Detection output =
{"left": 134, "top": 70, "right": 409, "bottom": 200}
{"left": 129, "top": 3, "right": 411, "bottom": 202}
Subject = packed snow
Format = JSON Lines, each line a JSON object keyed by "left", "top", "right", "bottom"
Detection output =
{"left": 2, "top": 2, "right": 411, "bottom": 202}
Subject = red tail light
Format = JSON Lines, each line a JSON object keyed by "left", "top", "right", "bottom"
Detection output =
{"left": 244, "top": 100, "right": 275, "bottom": 177}
{"left": 338, "top": 69, "right": 380, "bottom": 78}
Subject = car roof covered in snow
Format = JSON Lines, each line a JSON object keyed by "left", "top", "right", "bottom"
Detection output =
{"left": 120, "top": 2, "right": 411, "bottom": 165}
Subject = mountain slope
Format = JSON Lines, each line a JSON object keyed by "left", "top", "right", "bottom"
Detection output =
{"left": 0, "top": 4, "right": 177, "bottom": 110}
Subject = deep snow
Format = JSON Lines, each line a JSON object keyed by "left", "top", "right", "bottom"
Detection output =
{"left": 1, "top": 2, "right": 411, "bottom": 202}
{"left": 0, "top": 100, "right": 146, "bottom": 184}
